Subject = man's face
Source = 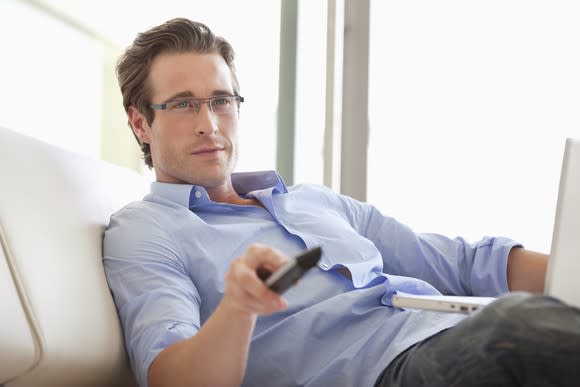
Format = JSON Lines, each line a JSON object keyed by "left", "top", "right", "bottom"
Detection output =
{"left": 138, "top": 52, "right": 240, "bottom": 188}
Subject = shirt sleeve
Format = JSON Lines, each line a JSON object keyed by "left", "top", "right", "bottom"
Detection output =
{"left": 337, "top": 193, "right": 521, "bottom": 296}
{"left": 103, "top": 204, "right": 200, "bottom": 387}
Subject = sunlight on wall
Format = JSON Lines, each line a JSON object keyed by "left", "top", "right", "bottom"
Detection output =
{"left": 0, "top": 0, "right": 102, "bottom": 159}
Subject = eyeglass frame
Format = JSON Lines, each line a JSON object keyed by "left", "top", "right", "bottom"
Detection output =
{"left": 149, "top": 95, "right": 244, "bottom": 115}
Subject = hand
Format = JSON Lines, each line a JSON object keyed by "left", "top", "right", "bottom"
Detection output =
{"left": 223, "top": 244, "right": 289, "bottom": 317}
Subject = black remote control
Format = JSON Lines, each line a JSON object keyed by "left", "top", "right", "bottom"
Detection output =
{"left": 258, "top": 247, "right": 322, "bottom": 294}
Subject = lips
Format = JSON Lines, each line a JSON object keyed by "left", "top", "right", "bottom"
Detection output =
{"left": 191, "top": 145, "right": 224, "bottom": 155}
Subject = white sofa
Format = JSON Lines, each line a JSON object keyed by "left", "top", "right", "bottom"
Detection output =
{"left": 0, "top": 126, "right": 148, "bottom": 386}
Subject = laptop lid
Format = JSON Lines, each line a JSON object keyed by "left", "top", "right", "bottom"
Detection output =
{"left": 545, "top": 138, "right": 580, "bottom": 308}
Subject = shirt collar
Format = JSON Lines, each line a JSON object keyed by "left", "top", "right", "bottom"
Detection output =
{"left": 231, "top": 170, "right": 287, "bottom": 195}
{"left": 149, "top": 170, "right": 287, "bottom": 209}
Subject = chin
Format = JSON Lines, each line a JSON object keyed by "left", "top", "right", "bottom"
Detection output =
{"left": 191, "top": 171, "right": 229, "bottom": 188}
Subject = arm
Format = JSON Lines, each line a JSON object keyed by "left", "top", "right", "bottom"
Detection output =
{"left": 345, "top": 196, "right": 519, "bottom": 296}
{"left": 506, "top": 247, "right": 548, "bottom": 293}
{"left": 148, "top": 244, "right": 288, "bottom": 387}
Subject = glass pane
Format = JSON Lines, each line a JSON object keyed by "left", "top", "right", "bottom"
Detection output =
{"left": 294, "top": 0, "right": 327, "bottom": 185}
{"left": 368, "top": 1, "right": 580, "bottom": 252}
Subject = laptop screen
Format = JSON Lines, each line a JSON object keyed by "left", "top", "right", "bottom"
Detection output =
{"left": 545, "top": 138, "right": 580, "bottom": 308}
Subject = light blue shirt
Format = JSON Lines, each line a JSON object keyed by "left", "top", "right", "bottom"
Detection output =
{"left": 103, "top": 171, "right": 519, "bottom": 387}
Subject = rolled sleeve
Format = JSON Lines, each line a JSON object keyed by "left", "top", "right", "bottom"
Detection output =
{"left": 132, "top": 321, "right": 197, "bottom": 387}
{"left": 468, "top": 236, "right": 522, "bottom": 296}
{"left": 104, "top": 206, "right": 201, "bottom": 387}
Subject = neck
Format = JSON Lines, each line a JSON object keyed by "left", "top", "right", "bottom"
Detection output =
{"left": 206, "top": 181, "right": 263, "bottom": 208}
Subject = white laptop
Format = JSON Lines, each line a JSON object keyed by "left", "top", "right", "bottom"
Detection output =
{"left": 393, "top": 138, "right": 580, "bottom": 313}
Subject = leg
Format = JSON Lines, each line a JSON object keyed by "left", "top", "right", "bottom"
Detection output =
{"left": 375, "top": 293, "right": 580, "bottom": 387}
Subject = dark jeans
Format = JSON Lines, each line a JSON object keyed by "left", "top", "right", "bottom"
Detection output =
{"left": 375, "top": 293, "right": 580, "bottom": 387}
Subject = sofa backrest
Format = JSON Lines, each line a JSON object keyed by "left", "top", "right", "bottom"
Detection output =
{"left": 0, "top": 127, "right": 147, "bottom": 386}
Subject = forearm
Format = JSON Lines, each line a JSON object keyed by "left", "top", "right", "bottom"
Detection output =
{"left": 148, "top": 245, "right": 288, "bottom": 387}
{"left": 148, "top": 299, "right": 256, "bottom": 387}
{"left": 507, "top": 247, "right": 548, "bottom": 293}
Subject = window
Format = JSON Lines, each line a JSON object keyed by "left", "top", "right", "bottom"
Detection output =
{"left": 368, "top": 1, "right": 580, "bottom": 252}
{"left": 294, "top": 0, "right": 328, "bottom": 185}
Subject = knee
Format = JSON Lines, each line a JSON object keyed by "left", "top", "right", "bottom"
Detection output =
{"left": 481, "top": 292, "right": 575, "bottom": 344}
{"left": 489, "top": 292, "right": 566, "bottom": 320}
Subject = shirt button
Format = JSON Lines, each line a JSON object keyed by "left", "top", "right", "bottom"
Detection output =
{"left": 194, "top": 191, "right": 202, "bottom": 199}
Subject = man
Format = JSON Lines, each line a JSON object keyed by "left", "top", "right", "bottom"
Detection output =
{"left": 104, "top": 18, "right": 580, "bottom": 387}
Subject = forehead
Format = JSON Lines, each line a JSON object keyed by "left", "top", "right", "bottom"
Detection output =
{"left": 148, "top": 52, "right": 235, "bottom": 100}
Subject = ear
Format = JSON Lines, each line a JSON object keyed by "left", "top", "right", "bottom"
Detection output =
{"left": 127, "top": 105, "right": 152, "bottom": 144}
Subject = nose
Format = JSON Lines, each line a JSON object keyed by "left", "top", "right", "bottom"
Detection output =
{"left": 194, "top": 102, "right": 219, "bottom": 136}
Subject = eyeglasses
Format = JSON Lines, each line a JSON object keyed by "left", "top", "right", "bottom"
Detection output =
{"left": 149, "top": 95, "right": 244, "bottom": 115}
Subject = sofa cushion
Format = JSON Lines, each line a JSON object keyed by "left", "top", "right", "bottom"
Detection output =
{"left": 0, "top": 127, "right": 147, "bottom": 386}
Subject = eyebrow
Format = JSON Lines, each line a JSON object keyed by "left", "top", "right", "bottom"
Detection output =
{"left": 162, "top": 90, "right": 235, "bottom": 103}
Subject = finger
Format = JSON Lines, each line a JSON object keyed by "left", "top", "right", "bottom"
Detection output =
{"left": 227, "top": 257, "right": 286, "bottom": 310}
{"left": 227, "top": 275, "right": 286, "bottom": 315}
{"left": 234, "top": 260, "right": 280, "bottom": 301}
{"left": 243, "top": 244, "right": 289, "bottom": 271}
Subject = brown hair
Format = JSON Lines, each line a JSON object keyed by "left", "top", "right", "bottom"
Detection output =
{"left": 116, "top": 18, "right": 239, "bottom": 168}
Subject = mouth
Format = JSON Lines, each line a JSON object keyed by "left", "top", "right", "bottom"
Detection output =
{"left": 191, "top": 145, "right": 224, "bottom": 155}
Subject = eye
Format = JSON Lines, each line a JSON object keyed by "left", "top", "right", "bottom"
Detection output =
{"left": 174, "top": 100, "right": 191, "bottom": 109}
{"left": 212, "top": 97, "right": 230, "bottom": 106}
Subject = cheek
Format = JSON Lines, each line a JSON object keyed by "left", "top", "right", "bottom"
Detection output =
{"left": 228, "top": 131, "right": 240, "bottom": 161}
{"left": 149, "top": 126, "right": 181, "bottom": 162}
{"left": 153, "top": 123, "right": 185, "bottom": 147}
